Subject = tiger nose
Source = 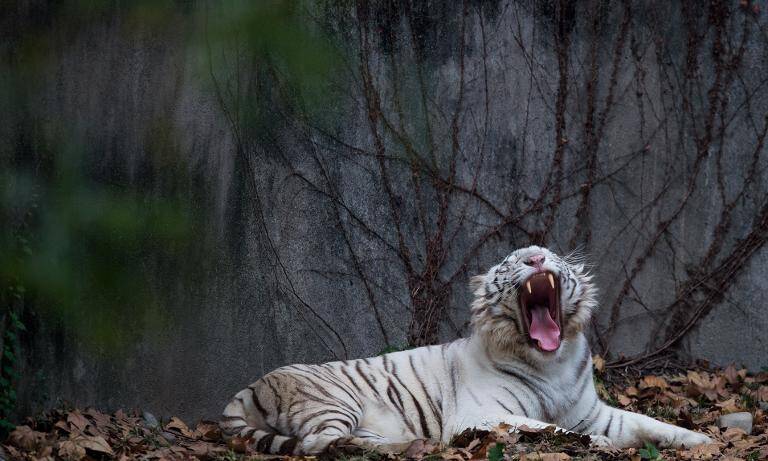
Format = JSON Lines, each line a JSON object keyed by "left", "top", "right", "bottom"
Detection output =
{"left": 524, "top": 254, "right": 545, "bottom": 267}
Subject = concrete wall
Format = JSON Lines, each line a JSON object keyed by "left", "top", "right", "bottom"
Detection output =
{"left": 3, "top": 0, "right": 768, "bottom": 421}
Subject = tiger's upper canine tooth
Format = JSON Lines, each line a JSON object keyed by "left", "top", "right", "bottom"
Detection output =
{"left": 526, "top": 281, "right": 532, "bottom": 293}
{"left": 547, "top": 274, "right": 555, "bottom": 289}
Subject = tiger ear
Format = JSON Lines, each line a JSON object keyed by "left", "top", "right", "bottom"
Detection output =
{"left": 469, "top": 274, "right": 486, "bottom": 296}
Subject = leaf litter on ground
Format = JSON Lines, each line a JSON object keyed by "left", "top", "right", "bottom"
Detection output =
{"left": 2, "top": 362, "right": 767, "bottom": 460}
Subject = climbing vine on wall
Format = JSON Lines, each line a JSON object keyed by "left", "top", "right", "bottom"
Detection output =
{"left": 208, "top": 0, "right": 768, "bottom": 362}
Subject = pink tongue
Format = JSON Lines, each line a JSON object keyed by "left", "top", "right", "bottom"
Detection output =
{"left": 529, "top": 305, "right": 560, "bottom": 351}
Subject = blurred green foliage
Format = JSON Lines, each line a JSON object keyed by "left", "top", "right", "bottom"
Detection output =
{"left": 199, "top": 0, "right": 346, "bottom": 132}
{"left": 0, "top": 148, "right": 192, "bottom": 349}
{"left": 0, "top": 0, "right": 347, "bottom": 424}
{"left": 205, "top": 1, "right": 340, "bottom": 84}
{"left": 0, "top": 0, "right": 346, "bottom": 346}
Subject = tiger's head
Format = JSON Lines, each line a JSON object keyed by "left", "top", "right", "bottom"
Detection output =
{"left": 470, "top": 246, "right": 597, "bottom": 360}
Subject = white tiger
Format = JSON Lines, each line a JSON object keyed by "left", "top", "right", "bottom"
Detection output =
{"left": 220, "top": 246, "right": 712, "bottom": 454}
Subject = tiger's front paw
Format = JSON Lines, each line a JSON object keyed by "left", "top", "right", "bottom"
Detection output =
{"left": 657, "top": 429, "right": 712, "bottom": 448}
{"left": 589, "top": 434, "right": 613, "bottom": 448}
{"left": 677, "top": 430, "right": 712, "bottom": 448}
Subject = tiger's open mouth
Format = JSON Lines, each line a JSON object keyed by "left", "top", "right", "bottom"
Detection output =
{"left": 519, "top": 271, "right": 561, "bottom": 352}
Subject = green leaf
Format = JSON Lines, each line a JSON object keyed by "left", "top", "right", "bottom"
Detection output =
{"left": 639, "top": 441, "right": 660, "bottom": 460}
{"left": 487, "top": 442, "right": 504, "bottom": 461}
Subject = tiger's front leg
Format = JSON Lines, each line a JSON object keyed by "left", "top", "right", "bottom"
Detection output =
{"left": 579, "top": 404, "right": 712, "bottom": 449}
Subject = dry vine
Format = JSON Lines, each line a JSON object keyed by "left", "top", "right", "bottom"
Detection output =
{"left": 209, "top": 0, "right": 768, "bottom": 364}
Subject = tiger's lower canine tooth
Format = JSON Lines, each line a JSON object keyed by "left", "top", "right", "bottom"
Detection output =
{"left": 526, "top": 281, "right": 532, "bottom": 293}
{"left": 548, "top": 274, "right": 555, "bottom": 289}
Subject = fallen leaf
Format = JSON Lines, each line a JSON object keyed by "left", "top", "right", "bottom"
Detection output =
{"left": 170, "top": 445, "right": 189, "bottom": 453}
{"left": 618, "top": 394, "right": 632, "bottom": 406}
{"left": 67, "top": 410, "right": 89, "bottom": 433}
{"left": 1, "top": 445, "right": 22, "bottom": 460}
{"left": 595, "top": 380, "right": 614, "bottom": 403}
{"left": 688, "top": 371, "right": 719, "bottom": 401}
{"left": 492, "top": 422, "right": 512, "bottom": 434}
{"left": 165, "top": 416, "right": 195, "bottom": 438}
{"left": 71, "top": 434, "right": 114, "bottom": 456}
{"left": 687, "top": 442, "right": 722, "bottom": 458}
{"left": 731, "top": 437, "right": 758, "bottom": 450}
{"left": 715, "top": 376, "right": 730, "bottom": 397}
{"left": 470, "top": 438, "right": 497, "bottom": 460}
{"left": 145, "top": 447, "right": 174, "bottom": 458}
{"left": 465, "top": 438, "right": 482, "bottom": 452}
{"left": 195, "top": 421, "right": 222, "bottom": 441}
{"left": 58, "top": 440, "right": 86, "bottom": 460}
{"left": 227, "top": 436, "right": 249, "bottom": 454}
{"left": 640, "top": 375, "right": 669, "bottom": 390}
{"left": 38, "top": 444, "right": 53, "bottom": 457}
{"left": 724, "top": 365, "right": 741, "bottom": 386}
{"left": 722, "top": 427, "right": 747, "bottom": 441}
{"left": 84, "top": 408, "right": 111, "bottom": 428}
{"left": 540, "top": 454, "right": 570, "bottom": 461}
{"left": 186, "top": 441, "right": 213, "bottom": 457}
{"left": 717, "top": 396, "right": 742, "bottom": 413}
{"left": 593, "top": 355, "right": 605, "bottom": 373}
{"left": 54, "top": 420, "right": 70, "bottom": 433}
{"left": 518, "top": 424, "right": 545, "bottom": 434}
{"left": 443, "top": 451, "right": 470, "bottom": 461}
{"left": 452, "top": 429, "right": 489, "bottom": 448}
{"left": 405, "top": 439, "right": 439, "bottom": 459}
{"left": 8, "top": 425, "right": 47, "bottom": 450}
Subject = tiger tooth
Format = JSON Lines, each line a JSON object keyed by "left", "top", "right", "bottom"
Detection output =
{"left": 526, "top": 281, "right": 532, "bottom": 293}
{"left": 548, "top": 274, "right": 555, "bottom": 289}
